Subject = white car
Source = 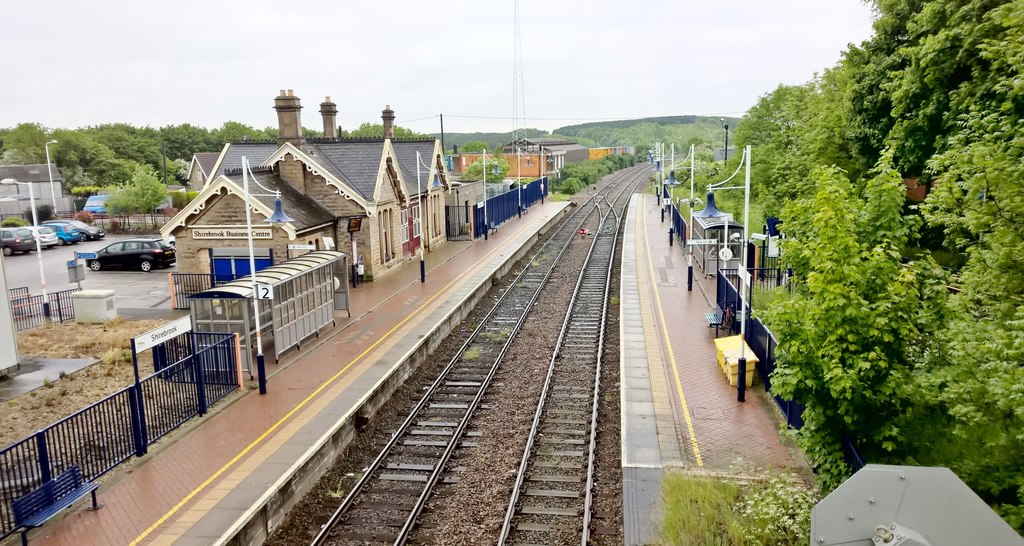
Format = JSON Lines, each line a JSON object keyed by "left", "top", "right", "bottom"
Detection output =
{"left": 27, "top": 226, "right": 59, "bottom": 249}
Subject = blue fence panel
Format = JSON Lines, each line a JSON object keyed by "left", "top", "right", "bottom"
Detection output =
{"left": 41, "top": 387, "right": 137, "bottom": 482}
{"left": 10, "top": 288, "right": 81, "bottom": 331}
{"left": 192, "top": 333, "right": 239, "bottom": 406}
{"left": 520, "top": 177, "right": 548, "bottom": 209}
{"left": 671, "top": 204, "right": 686, "bottom": 244}
{"left": 0, "top": 437, "right": 43, "bottom": 536}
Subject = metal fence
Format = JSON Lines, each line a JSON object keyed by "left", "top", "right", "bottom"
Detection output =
{"left": 0, "top": 332, "right": 238, "bottom": 541}
{"left": 471, "top": 177, "right": 549, "bottom": 240}
{"left": 445, "top": 204, "right": 473, "bottom": 241}
{"left": 170, "top": 272, "right": 216, "bottom": 310}
{"left": 8, "top": 287, "right": 81, "bottom": 331}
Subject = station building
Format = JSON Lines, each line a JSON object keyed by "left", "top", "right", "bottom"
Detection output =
{"left": 161, "top": 91, "right": 450, "bottom": 282}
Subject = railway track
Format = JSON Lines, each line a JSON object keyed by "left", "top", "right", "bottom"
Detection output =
{"left": 496, "top": 192, "right": 627, "bottom": 545}
{"left": 310, "top": 165, "right": 650, "bottom": 546}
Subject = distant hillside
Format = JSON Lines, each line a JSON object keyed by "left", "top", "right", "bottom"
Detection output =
{"left": 553, "top": 116, "right": 742, "bottom": 150}
{"left": 431, "top": 129, "right": 549, "bottom": 153}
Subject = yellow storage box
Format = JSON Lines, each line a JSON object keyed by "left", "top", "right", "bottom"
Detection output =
{"left": 713, "top": 335, "right": 759, "bottom": 387}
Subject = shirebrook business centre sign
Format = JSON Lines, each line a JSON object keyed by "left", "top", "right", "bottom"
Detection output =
{"left": 191, "top": 227, "right": 273, "bottom": 240}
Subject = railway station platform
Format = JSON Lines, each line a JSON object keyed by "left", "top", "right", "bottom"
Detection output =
{"left": 30, "top": 200, "right": 570, "bottom": 546}
{"left": 619, "top": 193, "right": 801, "bottom": 545}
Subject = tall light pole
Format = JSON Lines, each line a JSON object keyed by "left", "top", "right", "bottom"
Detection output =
{"left": 240, "top": 157, "right": 293, "bottom": 395}
{"left": 481, "top": 149, "right": 489, "bottom": 241}
{"left": 44, "top": 140, "right": 58, "bottom": 211}
{"left": 722, "top": 119, "right": 730, "bottom": 162}
{"left": 415, "top": 150, "right": 429, "bottom": 283}
{"left": 1, "top": 178, "right": 49, "bottom": 319}
{"left": 687, "top": 143, "right": 695, "bottom": 291}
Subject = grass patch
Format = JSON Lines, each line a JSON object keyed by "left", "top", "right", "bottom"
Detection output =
{"left": 463, "top": 346, "right": 482, "bottom": 360}
{"left": 550, "top": 192, "right": 573, "bottom": 202}
{"left": 610, "top": 295, "right": 619, "bottom": 306}
{"left": 660, "top": 471, "right": 816, "bottom": 546}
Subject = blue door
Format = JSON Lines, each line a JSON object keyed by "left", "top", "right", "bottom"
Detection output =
{"left": 213, "top": 256, "right": 272, "bottom": 283}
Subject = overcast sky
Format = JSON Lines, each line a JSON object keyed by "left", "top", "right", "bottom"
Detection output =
{"left": 1, "top": 0, "right": 876, "bottom": 134}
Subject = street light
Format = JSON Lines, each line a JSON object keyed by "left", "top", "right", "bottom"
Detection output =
{"left": 240, "top": 156, "right": 293, "bottom": 395}
{"left": 481, "top": 149, "right": 489, "bottom": 241}
{"left": 414, "top": 150, "right": 438, "bottom": 283}
{"left": 1, "top": 178, "right": 49, "bottom": 319}
{"left": 722, "top": 119, "right": 730, "bottom": 162}
{"left": 44, "top": 140, "right": 58, "bottom": 211}
{"left": 707, "top": 145, "right": 752, "bottom": 402}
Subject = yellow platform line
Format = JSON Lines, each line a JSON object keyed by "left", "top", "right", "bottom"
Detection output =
{"left": 129, "top": 213, "right": 552, "bottom": 546}
{"left": 640, "top": 196, "right": 703, "bottom": 467}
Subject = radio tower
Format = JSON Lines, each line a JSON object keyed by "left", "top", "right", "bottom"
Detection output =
{"left": 512, "top": 0, "right": 527, "bottom": 192}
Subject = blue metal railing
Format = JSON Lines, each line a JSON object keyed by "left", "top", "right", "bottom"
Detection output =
{"left": 473, "top": 177, "right": 548, "bottom": 239}
{"left": 9, "top": 288, "right": 81, "bottom": 331}
{"left": 0, "top": 332, "right": 238, "bottom": 541}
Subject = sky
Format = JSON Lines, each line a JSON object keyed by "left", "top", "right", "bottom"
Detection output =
{"left": 1, "top": 0, "right": 876, "bottom": 135}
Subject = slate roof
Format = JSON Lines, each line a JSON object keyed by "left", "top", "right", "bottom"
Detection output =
{"left": 218, "top": 142, "right": 280, "bottom": 176}
{"left": 193, "top": 152, "right": 220, "bottom": 178}
{"left": 390, "top": 140, "right": 437, "bottom": 197}
{"left": 221, "top": 169, "right": 334, "bottom": 233}
{"left": 0, "top": 164, "right": 64, "bottom": 184}
{"left": 304, "top": 141, "right": 385, "bottom": 201}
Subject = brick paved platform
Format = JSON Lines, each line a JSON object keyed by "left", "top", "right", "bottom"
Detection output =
{"left": 28, "top": 201, "right": 569, "bottom": 546}
{"left": 620, "top": 193, "right": 799, "bottom": 545}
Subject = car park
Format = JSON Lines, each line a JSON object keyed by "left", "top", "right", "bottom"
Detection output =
{"left": 26, "top": 226, "right": 59, "bottom": 248}
{"left": 44, "top": 219, "right": 104, "bottom": 241}
{"left": 86, "top": 238, "right": 176, "bottom": 272}
{"left": 42, "top": 223, "right": 82, "bottom": 245}
{"left": 0, "top": 227, "right": 36, "bottom": 256}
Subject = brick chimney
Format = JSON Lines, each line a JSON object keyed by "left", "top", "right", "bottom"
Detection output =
{"left": 382, "top": 104, "right": 395, "bottom": 139}
{"left": 274, "top": 89, "right": 304, "bottom": 147}
{"left": 319, "top": 96, "right": 338, "bottom": 139}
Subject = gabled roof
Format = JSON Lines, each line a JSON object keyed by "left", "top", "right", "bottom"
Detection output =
{"left": 0, "top": 164, "right": 63, "bottom": 184}
{"left": 206, "top": 141, "right": 280, "bottom": 182}
{"left": 390, "top": 139, "right": 441, "bottom": 196}
{"left": 160, "top": 167, "right": 333, "bottom": 241}
{"left": 188, "top": 152, "right": 220, "bottom": 181}
{"left": 261, "top": 142, "right": 374, "bottom": 213}
{"left": 304, "top": 140, "right": 386, "bottom": 201}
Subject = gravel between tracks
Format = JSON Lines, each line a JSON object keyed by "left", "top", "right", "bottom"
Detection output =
{"left": 269, "top": 179, "right": 638, "bottom": 545}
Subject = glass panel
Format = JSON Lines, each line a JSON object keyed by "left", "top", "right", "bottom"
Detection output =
{"left": 228, "top": 299, "right": 243, "bottom": 321}
{"left": 195, "top": 301, "right": 211, "bottom": 321}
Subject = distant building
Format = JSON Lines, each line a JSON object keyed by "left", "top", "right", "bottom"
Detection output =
{"left": 186, "top": 152, "right": 220, "bottom": 188}
{"left": 162, "top": 92, "right": 450, "bottom": 282}
{"left": 0, "top": 163, "right": 71, "bottom": 216}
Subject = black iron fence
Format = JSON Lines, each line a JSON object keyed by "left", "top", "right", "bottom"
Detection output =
{"left": 0, "top": 332, "right": 238, "bottom": 541}
{"left": 445, "top": 204, "right": 473, "bottom": 241}
{"left": 170, "top": 272, "right": 216, "bottom": 310}
{"left": 8, "top": 287, "right": 80, "bottom": 331}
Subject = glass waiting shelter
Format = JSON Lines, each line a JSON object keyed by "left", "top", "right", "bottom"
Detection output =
{"left": 188, "top": 250, "right": 349, "bottom": 372}
{"left": 692, "top": 192, "right": 744, "bottom": 276}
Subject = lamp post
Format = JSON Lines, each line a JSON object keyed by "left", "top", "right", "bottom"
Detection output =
{"left": 1, "top": 178, "right": 49, "bottom": 319}
{"left": 722, "top": 119, "right": 730, "bottom": 162}
{"left": 481, "top": 149, "right": 489, "bottom": 241}
{"left": 44, "top": 140, "right": 58, "bottom": 210}
{"left": 687, "top": 144, "right": 695, "bottom": 291}
{"left": 240, "top": 156, "right": 293, "bottom": 395}
{"left": 708, "top": 145, "right": 752, "bottom": 401}
{"left": 415, "top": 150, "right": 430, "bottom": 283}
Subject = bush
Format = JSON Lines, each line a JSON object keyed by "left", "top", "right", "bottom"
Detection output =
{"left": 74, "top": 211, "right": 95, "bottom": 224}
{"left": 558, "top": 177, "right": 584, "bottom": 195}
{"left": 171, "top": 191, "right": 188, "bottom": 209}
{"left": 109, "top": 219, "right": 122, "bottom": 232}
{"left": 35, "top": 204, "right": 54, "bottom": 222}
{"left": 1, "top": 217, "right": 29, "bottom": 227}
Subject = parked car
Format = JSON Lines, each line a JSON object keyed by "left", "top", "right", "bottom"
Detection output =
{"left": 86, "top": 238, "right": 176, "bottom": 272}
{"left": 44, "top": 219, "right": 104, "bottom": 241}
{"left": 83, "top": 195, "right": 111, "bottom": 216}
{"left": 27, "top": 226, "right": 59, "bottom": 249}
{"left": 42, "top": 223, "right": 82, "bottom": 245}
{"left": 0, "top": 227, "right": 36, "bottom": 256}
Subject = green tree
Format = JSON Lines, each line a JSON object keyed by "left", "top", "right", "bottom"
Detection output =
{"left": 343, "top": 123, "right": 427, "bottom": 139}
{"left": 106, "top": 164, "right": 169, "bottom": 224}
{"left": 459, "top": 141, "right": 488, "bottom": 153}
{"left": 765, "top": 159, "right": 948, "bottom": 489}
{"left": 462, "top": 157, "right": 510, "bottom": 183}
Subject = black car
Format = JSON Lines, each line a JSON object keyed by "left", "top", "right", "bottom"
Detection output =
{"left": 86, "top": 238, "right": 175, "bottom": 272}
{"left": 43, "top": 219, "right": 105, "bottom": 241}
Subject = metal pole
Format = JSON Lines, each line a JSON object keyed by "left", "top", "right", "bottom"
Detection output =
{"left": 482, "top": 150, "right": 488, "bottom": 241}
{"left": 687, "top": 143, "right": 695, "bottom": 291}
{"left": 724, "top": 123, "right": 730, "bottom": 162}
{"left": 162, "top": 142, "right": 168, "bottom": 186}
{"left": 45, "top": 140, "right": 57, "bottom": 210}
{"left": 25, "top": 182, "right": 50, "bottom": 319}
{"left": 242, "top": 157, "right": 267, "bottom": 395}
{"left": 416, "top": 151, "right": 425, "bottom": 283}
{"left": 738, "top": 145, "right": 751, "bottom": 402}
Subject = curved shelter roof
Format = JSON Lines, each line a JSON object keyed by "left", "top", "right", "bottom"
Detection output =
{"left": 189, "top": 250, "right": 345, "bottom": 299}
{"left": 693, "top": 192, "right": 743, "bottom": 230}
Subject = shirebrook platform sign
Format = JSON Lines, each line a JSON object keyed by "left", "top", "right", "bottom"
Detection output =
{"left": 191, "top": 227, "right": 273, "bottom": 240}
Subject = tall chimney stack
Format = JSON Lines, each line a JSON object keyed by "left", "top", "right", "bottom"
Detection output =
{"left": 319, "top": 96, "right": 338, "bottom": 139}
{"left": 382, "top": 104, "right": 395, "bottom": 139}
{"left": 274, "top": 89, "right": 304, "bottom": 147}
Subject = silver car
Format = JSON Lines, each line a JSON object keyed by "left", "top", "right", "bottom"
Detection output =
{"left": 27, "top": 226, "right": 59, "bottom": 249}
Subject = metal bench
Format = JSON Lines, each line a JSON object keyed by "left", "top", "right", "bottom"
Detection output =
{"left": 705, "top": 305, "right": 733, "bottom": 337}
{"left": 488, "top": 222, "right": 498, "bottom": 235}
{"left": 12, "top": 466, "right": 102, "bottom": 545}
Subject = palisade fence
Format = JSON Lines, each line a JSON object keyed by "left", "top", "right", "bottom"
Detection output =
{"left": 7, "top": 287, "right": 81, "bottom": 331}
{"left": 0, "top": 331, "right": 239, "bottom": 541}
{"left": 471, "top": 177, "right": 548, "bottom": 240}
{"left": 716, "top": 270, "right": 864, "bottom": 472}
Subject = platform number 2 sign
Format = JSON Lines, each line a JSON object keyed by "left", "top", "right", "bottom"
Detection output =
{"left": 255, "top": 284, "right": 274, "bottom": 300}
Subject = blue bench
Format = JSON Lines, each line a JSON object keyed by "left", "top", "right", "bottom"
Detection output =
{"left": 705, "top": 305, "right": 734, "bottom": 337}
{"left": 12, "top": 466, "right": 102, "bottom": 545}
